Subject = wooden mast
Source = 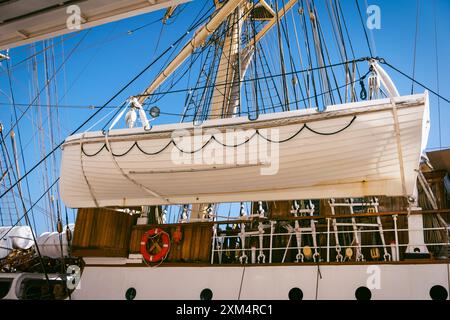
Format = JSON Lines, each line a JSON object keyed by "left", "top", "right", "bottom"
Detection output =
{"left": 135, "top": 0, "right": 296, "bottom": 104}
{"left": 135, "top": 0, "right": 298, "bottom": 221}
{"left": 136, "top": 0, "right": 246, "bottom": 105}
{"left": 191, "top": 1, "right": 248, "bottom": 219}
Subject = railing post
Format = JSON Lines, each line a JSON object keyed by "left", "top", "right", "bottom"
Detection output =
{"left": 211, "top": 225, "right": 216, "bottom": 264}
{"left": 326, "top": 218, "right": 330, "bottom": 262}
{"left": 269, "top": 221, "right": 275, "bottom": 263}
{"left": 392, "top": 214, "right": 400, "bottom": 261}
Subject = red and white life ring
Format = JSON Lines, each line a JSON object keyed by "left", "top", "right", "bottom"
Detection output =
{"left": 140, "top": 228, "right": 170, "bottom": 263}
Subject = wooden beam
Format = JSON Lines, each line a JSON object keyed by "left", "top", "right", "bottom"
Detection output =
{"left": 259, "top": 0, "right": 276, "bottom": 17}
{"left": 248, "top": 0, "right": 297, "bottom": 48}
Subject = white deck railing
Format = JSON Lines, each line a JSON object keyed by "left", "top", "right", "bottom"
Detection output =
{"left": 210, "top": 212, "right": 450, "bottom": 264}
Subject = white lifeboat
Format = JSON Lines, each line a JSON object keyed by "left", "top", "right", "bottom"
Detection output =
{"left": 59, "top": 92, "right": 430, "bottom": 208}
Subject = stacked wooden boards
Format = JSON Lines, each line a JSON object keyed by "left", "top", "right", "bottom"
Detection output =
{"left": 72, "top": 208, "right": 136, "bottom": 257}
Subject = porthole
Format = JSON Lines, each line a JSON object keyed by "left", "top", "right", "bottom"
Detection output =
{"left": 0, "top": 279, "right": 12, "bottom": 299}
{"left": 429, "top": 285, "right": 448, "bottom": 301}
{"left": 288, "top": 287, "right": 303, "bottom": 300}
{"left": 125, "top": 287, "right": 137, "bottom": 300}
{"left": 355, "top": 286, "right": 372, "bottom": 300}
{"left": 200, "top": 288, "right": 213, "bottom": 300}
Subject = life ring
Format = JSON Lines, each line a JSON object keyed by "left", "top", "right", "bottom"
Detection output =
{"left": 140, "top": 228, "right": 170, "bottom": 263}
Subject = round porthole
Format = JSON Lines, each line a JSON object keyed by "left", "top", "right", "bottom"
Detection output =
{"left": 288, "top": 287, "right": 303, "bottom": 300}
{"left": 355, "top": 286, "right": 372, "bottom": 300}
{"left": 200, "top": 288, "right": 213, "bottom": 300}
{"left": 125, "top": 287, "right": 137, "bottom": 300}
{"left": 429, "top": 285, "right": 448, "bottom": 301}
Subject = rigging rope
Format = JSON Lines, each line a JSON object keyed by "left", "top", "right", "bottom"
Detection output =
{"left": 433, "top": 0, "right": 442, "bottom": 148}
{"left": 0, "top": 179, "right": 59, "bottom": 256}
{"left": 0, "top": 17, "right": 165, "bottom": 76}
{"left": 299, "top": 0, "right": 319, "bottom": 108}
{"left": 5, "top": 60, "right": 38, "bottom": 231}
{"left": 1, "top": 32, "right": 81, "bottom": 73}
{"left": 1, "top": 131, "right": 55, "bottom": 287}
{"left": 1, "top": 66, "right": 373, "bottom": 116}
{"left": 0, "top": 11, "right": 213, "bottom": 201}
{"left": 2, "top": 30, "right": 91, "bottom": 141}
{"left": 237, "top": 265, "right": 246, "bottom": 300}
{"left": 411, "top": 0, "right": 420, "bottom": 95}
{"left": 0, "top": 132, "right": 21, "bottom": 223}
{"left": 337, "top": 0, "right": 361, "bottom": 80}
{"left": 313, "top": 1, "right": 343, "bottom": 106}
{"left": 100, "top": 8, "right": 215, "bottom": 130}
{"left": 104, "top": 131, "right": 170, "bottom": 204}
{"left": 80, "top": 115, "right": 357, "bottom": 157}
{"left": 355, "top": 0, "right": 374, "bottom": 57}
{"left": 136, "top": 57, "right": 374, "bottom": 98}
{"left": 380, "top": 60, "right": 450, "bottom": 104}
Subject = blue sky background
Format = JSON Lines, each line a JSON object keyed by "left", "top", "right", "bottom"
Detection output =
{"left": 0, "top": 0, "right": 449, "bottom": 233}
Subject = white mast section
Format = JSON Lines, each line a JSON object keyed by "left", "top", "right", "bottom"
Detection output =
{"left": 208, "top": 0, "right": 279, "bottom": 118}
{"left": 209, "top": 5, "right": 245, "bottom": 119}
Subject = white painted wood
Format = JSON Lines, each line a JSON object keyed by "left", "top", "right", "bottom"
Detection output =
{"left": 59, "top": 93, "right": 430, "bottom": 208}
{"left": 0, "top": 0, "right": 190, "bottom": 50}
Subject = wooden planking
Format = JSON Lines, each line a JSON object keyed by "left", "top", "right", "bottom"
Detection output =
{"left": 181, "top": 225, "right": 193, "bottom": 261}
{"left": 72, "top": 208, "right": 136, "bottom": 257}
{"left": 199, "top": 225, "right": 212, "bottom": 262}
{"left": 190, "top": 225, "right": 202, "bottom": 261}
{"left": 130, "top": 223, "right": 213, "bottom": 262}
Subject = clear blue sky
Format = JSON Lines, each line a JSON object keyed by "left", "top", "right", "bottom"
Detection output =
{"left": 0, "top": 0, "right": 449, "bottom": 233}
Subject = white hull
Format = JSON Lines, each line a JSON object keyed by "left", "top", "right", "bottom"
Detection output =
{"left": 1, "top": 263, "right": 448, "bottom": 300}
{"left": 60, "top": 93, "right": 430, "bottom": 208}
{"left": 67, "top": 263, "right": 448, "bottom": 300}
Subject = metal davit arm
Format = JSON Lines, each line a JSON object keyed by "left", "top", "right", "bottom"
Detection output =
{"left": 369, "top": 59, "right": 400, "bottom": 97}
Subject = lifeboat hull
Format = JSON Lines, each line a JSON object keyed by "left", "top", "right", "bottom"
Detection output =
{"left": 60, "top": 93, "right": 430, "bottom": 208}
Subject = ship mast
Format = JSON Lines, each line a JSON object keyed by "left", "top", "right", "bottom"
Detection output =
{"left": 133, "top": 0, "right": 295, "bottom": 107}
{"left": 134, "top": 0, "right": 246, "bottom": 107}
{"left": 208, "top": 3, "right": 244, "bottom": 119}
{"left": 133, "top": 0, "right": 296, "bottom": 221}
